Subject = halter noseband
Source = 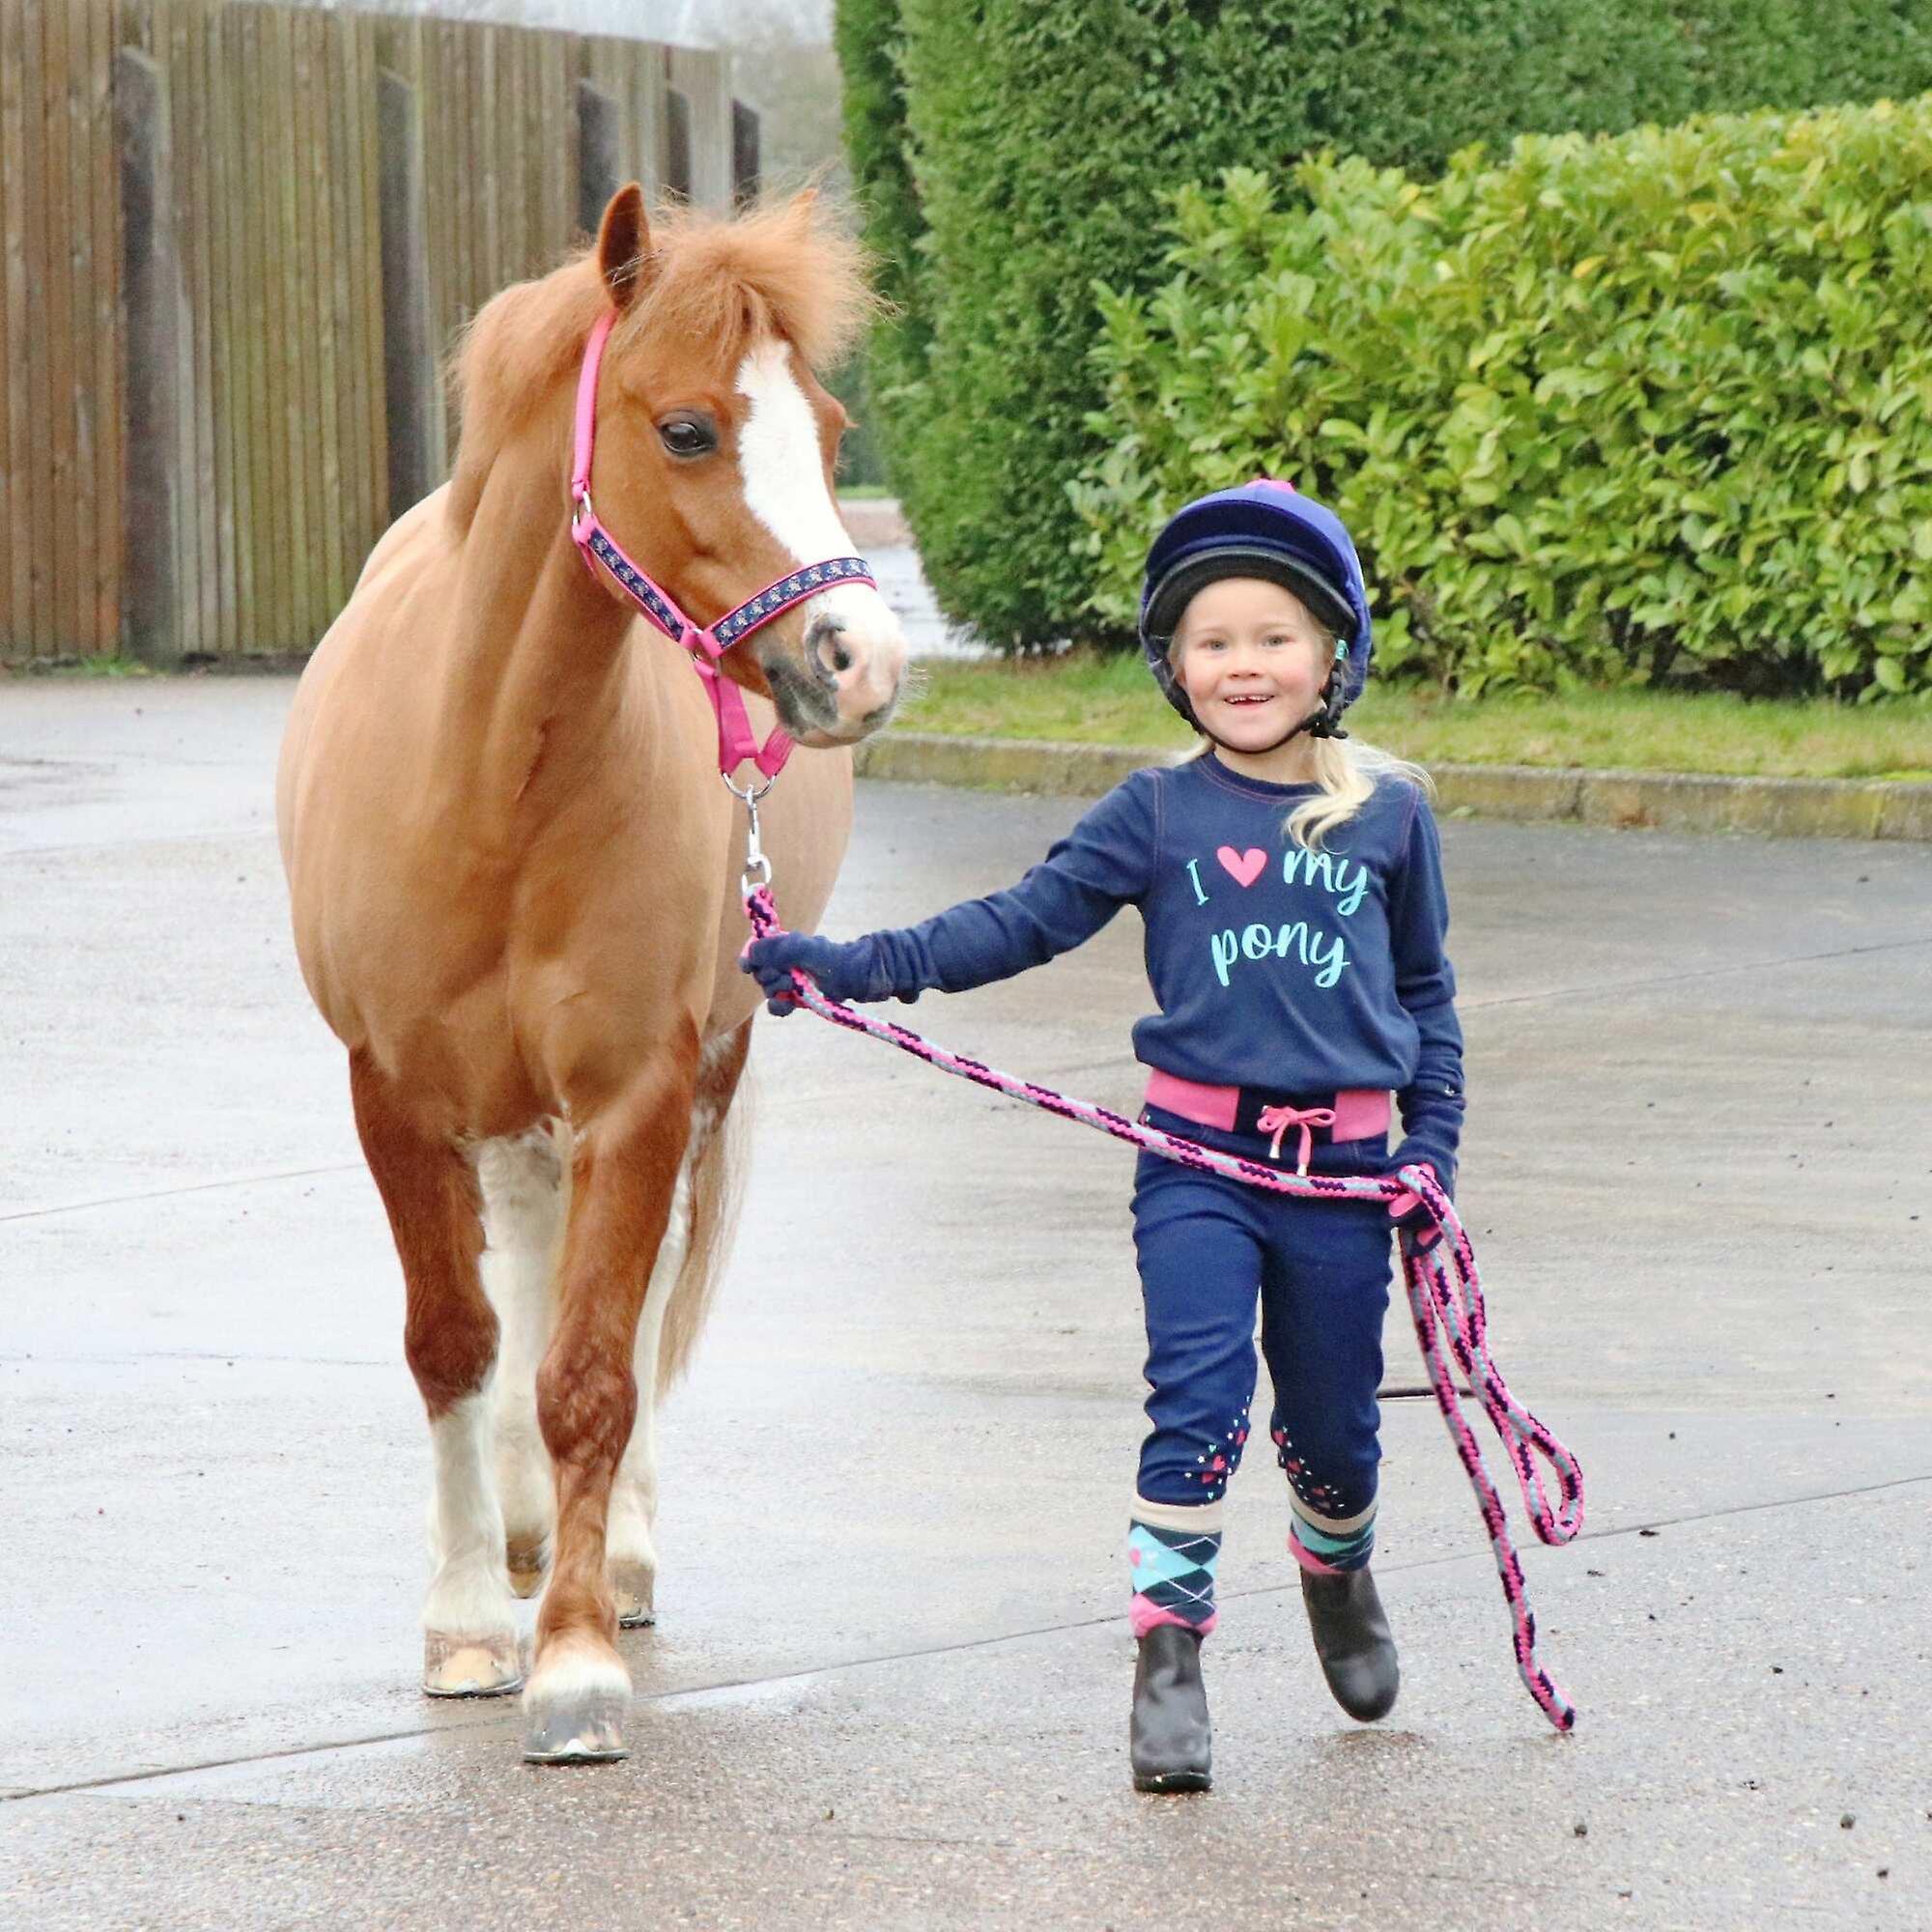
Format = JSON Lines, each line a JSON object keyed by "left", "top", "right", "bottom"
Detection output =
{"left": 568, "top": 308, "right": 878, "bottom": 780}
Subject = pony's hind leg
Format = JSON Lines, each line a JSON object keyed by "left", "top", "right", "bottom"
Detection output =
{"left": 523, "top": 1043, "right": 699, "bottom": 1764}
{"left": 474, "top": 1125, "right": 569, "bottom": 1599}
{"left": 350, "top": 1052, "right": 523, "bottom": 1699}
{"left": 608, "top": 1021, "right": 751, "bottom": 1627}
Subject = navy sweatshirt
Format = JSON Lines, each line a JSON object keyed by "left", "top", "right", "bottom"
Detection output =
{"left": 852, "top": 753, "right": 1465, "bottom": 1182}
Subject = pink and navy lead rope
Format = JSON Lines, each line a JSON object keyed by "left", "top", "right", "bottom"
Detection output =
{"left": 746, "top": 882, "right": 1586, "bottom": 1733}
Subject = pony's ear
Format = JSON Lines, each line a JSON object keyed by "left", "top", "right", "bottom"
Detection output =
{"left": 596, "top": 185, "right": 653, "bottom": 310}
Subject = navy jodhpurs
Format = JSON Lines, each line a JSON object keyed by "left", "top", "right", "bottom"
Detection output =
{"left": 1130, "top": 1110, "right": 1394, "bottom": 1520}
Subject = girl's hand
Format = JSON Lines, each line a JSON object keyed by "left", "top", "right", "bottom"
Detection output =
{"left": 739, "top": 932, "right": 877, "bottom": 1014}
{"left": 1386, "top": 1159, "right": 1443, "bottom": 1250}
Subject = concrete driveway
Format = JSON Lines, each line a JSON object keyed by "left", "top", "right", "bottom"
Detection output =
{"left": 2, "top": 675, "right": 1928, "bottom": 1929}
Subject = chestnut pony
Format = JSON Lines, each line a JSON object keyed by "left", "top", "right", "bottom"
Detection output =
{"left": 276, "top": 187, "right": 906, "bottom": 1763}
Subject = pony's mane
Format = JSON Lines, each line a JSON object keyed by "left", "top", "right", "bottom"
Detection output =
{"left": 446, "top": 195, "right": 877, "bottom": 530}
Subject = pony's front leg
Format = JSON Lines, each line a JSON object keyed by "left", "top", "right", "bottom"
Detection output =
{"left": 523, "top": 1053, "right": 697, "bottom": 1764}
{"left": 604, "top": 1176, "right": 686, "bottom": 1628}
{"left": 604, "top": 1017, "right": 752, "bottom": 1625}
{"left": 349, "top": 1054, "right": 524, "bottom": 1699}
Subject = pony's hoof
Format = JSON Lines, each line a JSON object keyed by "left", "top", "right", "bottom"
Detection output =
{"left": 522, "top": 1691, "right": 629, "bottom": 1763}
{"left": 522, "top": 1654, "right": 631, "bottom": 1763}
{"left": 423, "top": 1632, "right": 524, "bottom": 1698}
{"left": 611, "top": 1559, "right": 656, "bottom": 1629}
{"left": 505, "top": 1539, "right": 550, "bottom": 1599}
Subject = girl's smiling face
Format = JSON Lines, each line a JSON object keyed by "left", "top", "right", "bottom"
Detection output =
{"left": 1172, "top": 576, "right": 1335, "bottom": 758}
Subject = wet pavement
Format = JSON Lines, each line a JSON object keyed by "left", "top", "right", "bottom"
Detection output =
{"left": 838, "top": 497, "right": 987, "bottom": 658}
{"left": 2, "top": 675, "right": 1929, "bottom": 1929}
{"left": 867, "top": 543, "right": 986, "bottom": 659}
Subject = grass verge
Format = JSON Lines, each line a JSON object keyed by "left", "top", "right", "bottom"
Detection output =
{"left": 896, "top": 651, "right": 1932, "bottom": 782}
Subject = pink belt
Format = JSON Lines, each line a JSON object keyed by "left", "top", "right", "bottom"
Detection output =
{"left": 1144, "top": 1069, "right": 1390, "bottom": 1175}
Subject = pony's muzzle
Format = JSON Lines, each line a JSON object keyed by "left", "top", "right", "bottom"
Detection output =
{"left": 796, "top": 606, "right": 907, "bottom": 744}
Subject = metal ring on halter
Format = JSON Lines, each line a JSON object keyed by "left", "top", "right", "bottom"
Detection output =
{"left": 723, "top": 770, "right": 778, "bottom": 895}
{"left": 721, "top": 772, "right": 776, "bottom": 809}
{"left": 571, "top": 488, "right": 593, "bottom": 533}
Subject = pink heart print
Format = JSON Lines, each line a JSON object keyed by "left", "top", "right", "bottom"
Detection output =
{"left": 1216, "top": 845, "right": 1268, "bottom": 888}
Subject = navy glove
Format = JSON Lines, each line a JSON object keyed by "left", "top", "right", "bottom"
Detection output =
{"left": 1386, "top": 1150, "right": 1451, "bottom": 1251}
{"left": 739, "top": 931, "right": 890, "bottom": 1016}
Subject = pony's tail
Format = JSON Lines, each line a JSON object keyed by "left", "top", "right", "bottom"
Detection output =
{"left": 656, "top": 1019, "right": 754, "bottom": 1397}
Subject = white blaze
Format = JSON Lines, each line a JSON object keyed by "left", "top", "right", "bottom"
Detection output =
{"left": 733, "top": 342, "right": 895, "bottom": 636}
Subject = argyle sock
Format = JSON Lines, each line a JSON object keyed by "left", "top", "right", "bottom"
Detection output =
{"left": 1128, "top": 1495, "right": 1224, "bottom": 1635}
{"left": 1288, "top": 1496, "right": 1378, "bottom": 1575}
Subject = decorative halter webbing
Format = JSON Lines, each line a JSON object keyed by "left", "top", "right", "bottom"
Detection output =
{"left": 741, "top": 864, "right": 1587, "bottom": 1734}
{"left": 569, "top": 308, "right": 878, "bottom": 780}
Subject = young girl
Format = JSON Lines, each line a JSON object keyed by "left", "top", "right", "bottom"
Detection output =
{"left": 742, "top": 480, "right": 1464, "bottom": 1794}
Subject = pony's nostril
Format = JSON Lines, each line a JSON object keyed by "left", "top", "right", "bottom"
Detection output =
{"left": 807, "top": 616, "right": 852, "bottom": 683}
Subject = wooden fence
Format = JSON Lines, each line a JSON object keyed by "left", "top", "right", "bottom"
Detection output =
{"left": 0, "top": 0, "right": 753, "bottom": 663}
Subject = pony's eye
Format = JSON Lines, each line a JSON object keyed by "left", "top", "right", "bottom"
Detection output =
{"left": 658, "top": 416, "right": 717, "bottom": 458}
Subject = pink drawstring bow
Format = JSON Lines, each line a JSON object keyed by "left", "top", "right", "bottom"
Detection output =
{"left": 1257, "top": 1102, "right": 1335, "bottom": 1174}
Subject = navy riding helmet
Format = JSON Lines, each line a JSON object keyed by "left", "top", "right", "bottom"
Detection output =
{"left": 1138, "top": 478, "right": 1373, "bottom": 736}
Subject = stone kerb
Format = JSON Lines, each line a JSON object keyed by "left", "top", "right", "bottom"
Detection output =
{"left": 851, "top": 735, "right": 1932, "bottom": 843}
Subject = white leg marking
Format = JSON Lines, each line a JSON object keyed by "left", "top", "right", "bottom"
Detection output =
{"left": 473, "top": 1127, "right": 568, "bottom": 1587}
{"left": 526, "top": 1640, "right": 633, "bottom": 1704}
{"left": 421, "top": 1392, "right": 519, "bottom": 1682}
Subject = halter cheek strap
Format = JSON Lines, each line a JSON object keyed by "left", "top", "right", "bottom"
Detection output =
{"left": 568, "top": 308, "right": 878, "bottom": 781}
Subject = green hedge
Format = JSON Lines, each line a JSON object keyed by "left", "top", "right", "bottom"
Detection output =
{"left": 1071, "top": 99, "right": 1932, "bottom": 700}
{"left": 838, "top": 0, "right": 1932, "bottom": 651}
{"left": 826, "top": 350, "right": 888, "bottom": 490}
{"left": 831, "top": 0, "right": 926, "bottom": 502}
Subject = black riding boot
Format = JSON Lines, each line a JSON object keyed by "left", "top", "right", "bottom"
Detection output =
{"left": 1130, "top": 1622, "right": 1212, "bottom": 1793}
{"left": 1300, "top": 1565, "right": 1400, "bottom": 1721}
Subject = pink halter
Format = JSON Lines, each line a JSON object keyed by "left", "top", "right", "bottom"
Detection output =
{"left": 568, "top": 309, "right": 879, "bottom": 780}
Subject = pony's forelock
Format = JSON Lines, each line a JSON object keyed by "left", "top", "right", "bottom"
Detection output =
{"left": 613, "top": 195, "right": 877, "bottom": 377}
{"left": 446, "top": 194, "right": 877, "bottom": 530}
